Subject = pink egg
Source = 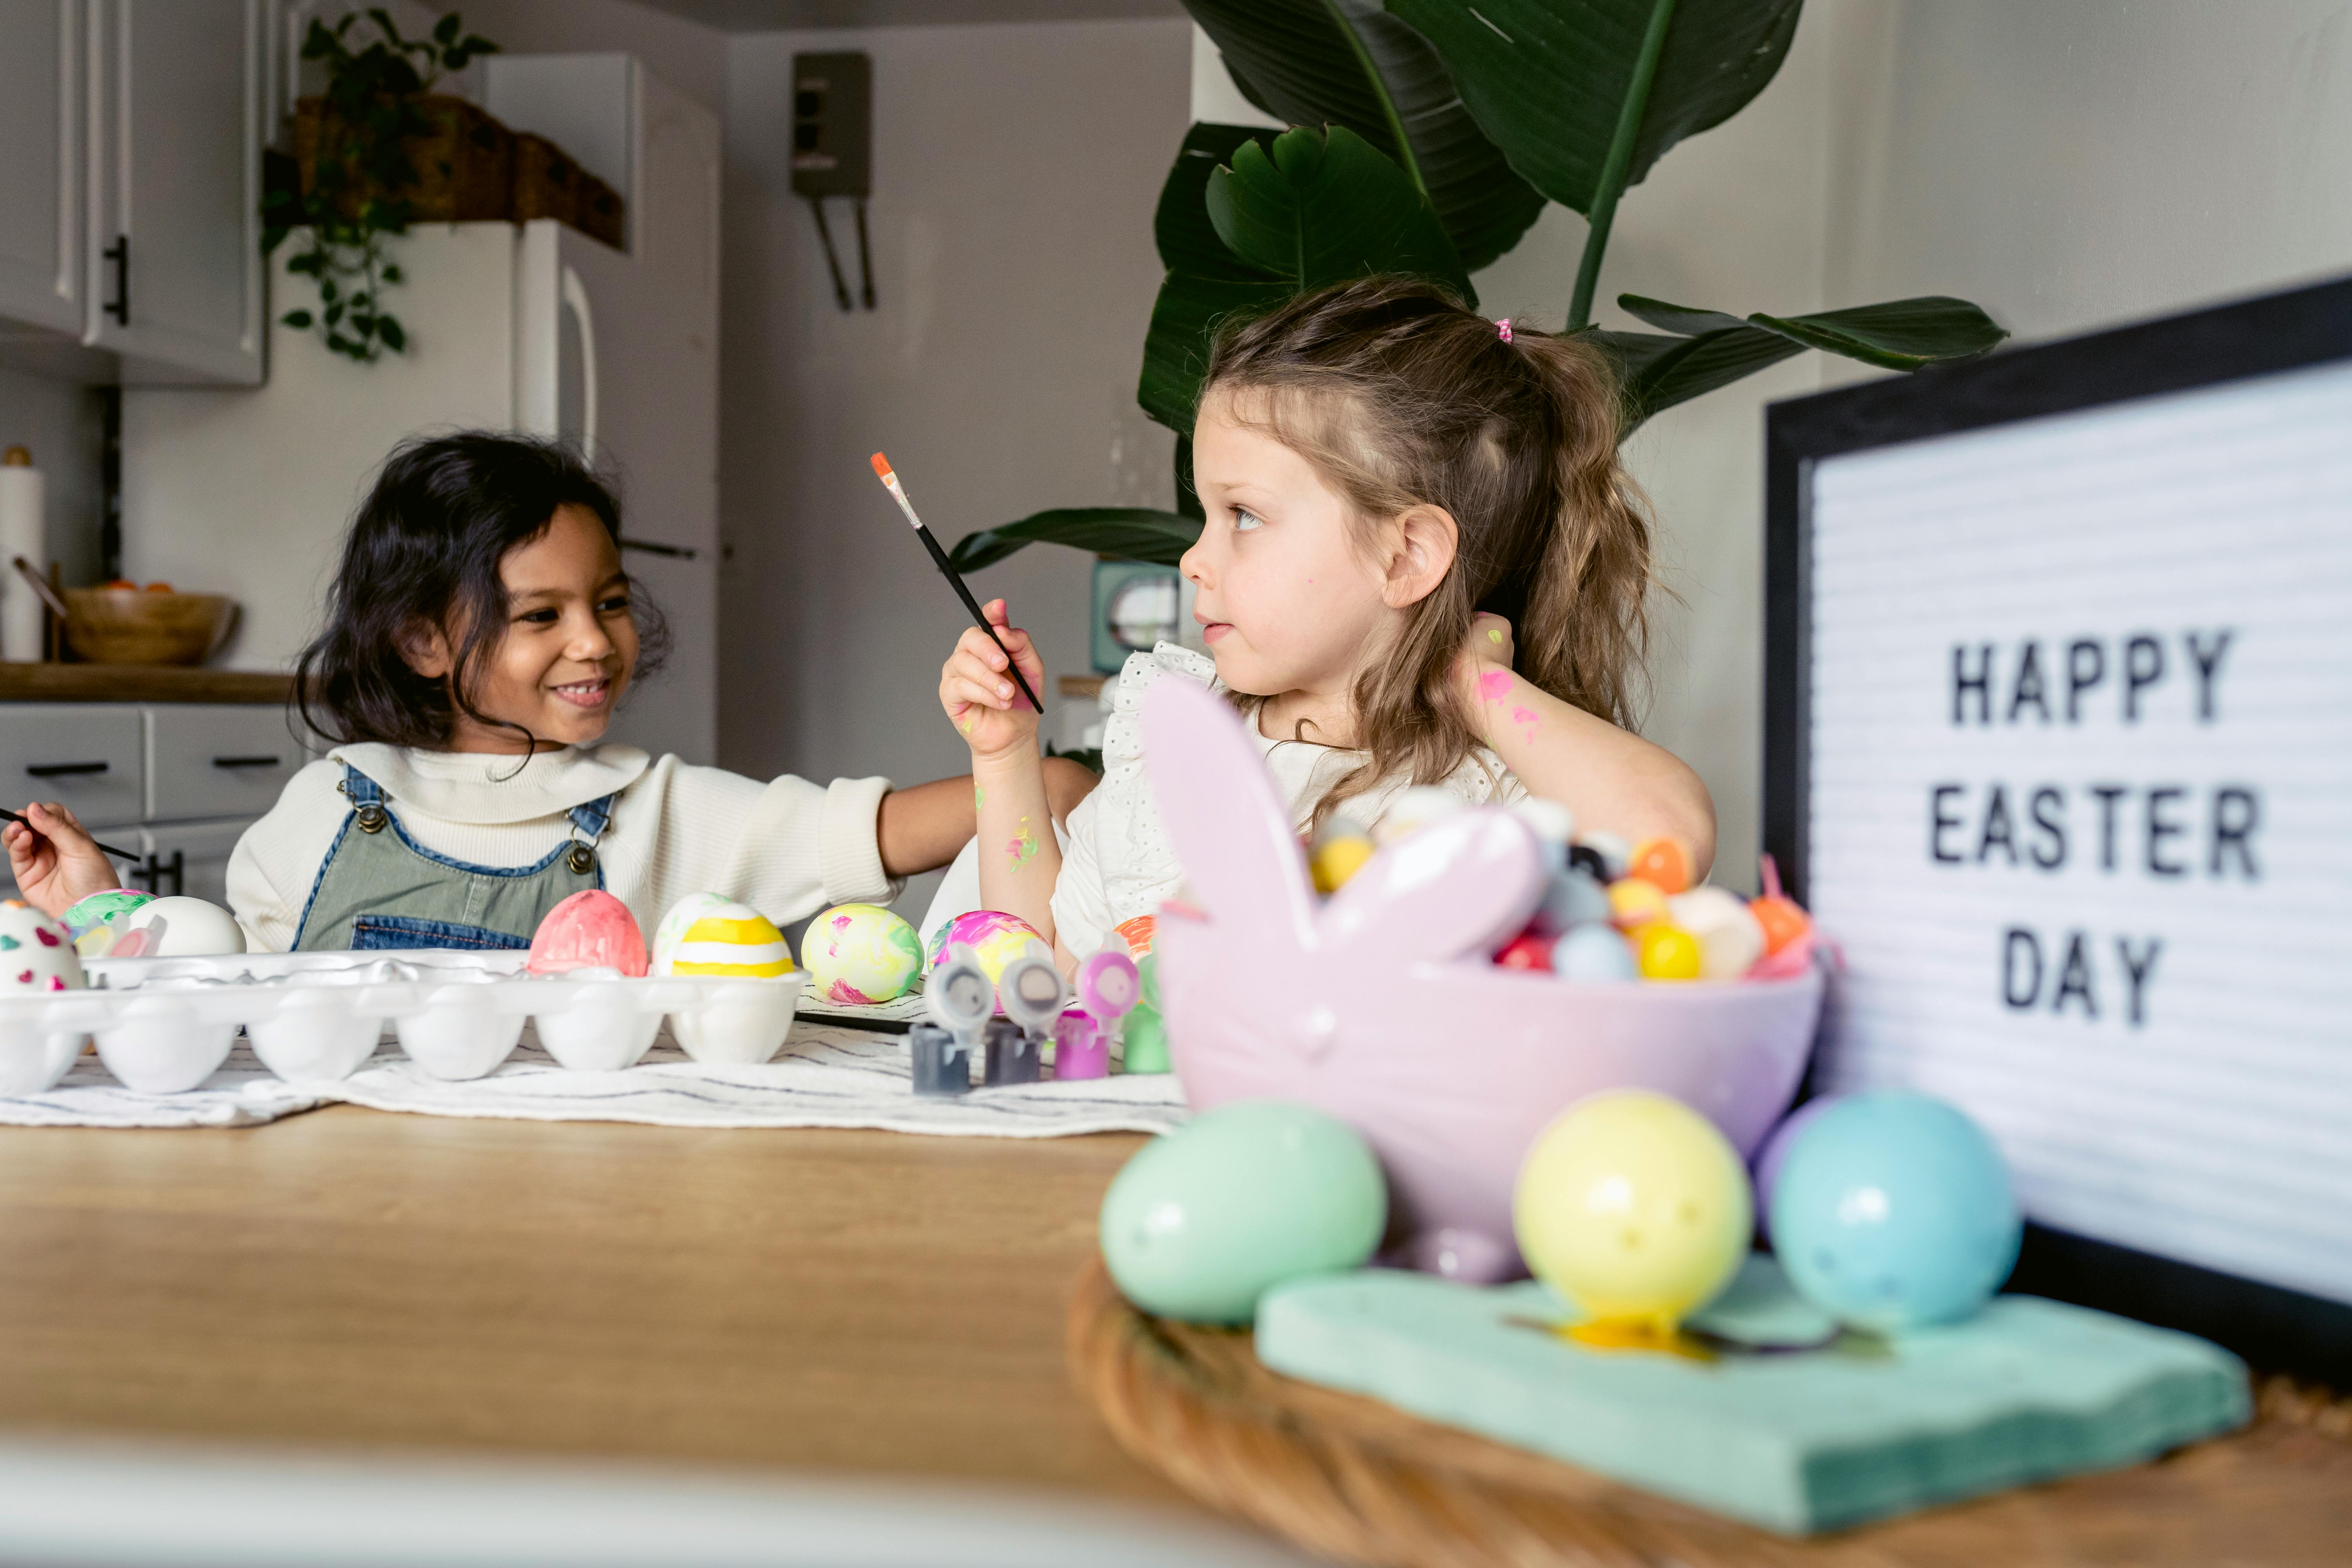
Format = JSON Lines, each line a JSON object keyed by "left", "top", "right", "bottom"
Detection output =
{"left": 528, "top": 890, "right": 649, "bottom": 977}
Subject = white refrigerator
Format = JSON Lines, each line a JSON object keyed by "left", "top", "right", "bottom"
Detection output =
{"left": 122, "top": 55, "right": 720, "bottom": 764}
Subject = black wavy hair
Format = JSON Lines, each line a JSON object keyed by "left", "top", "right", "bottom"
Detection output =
{"left": 293, "top": 432, "right": 669, "bottom": 751}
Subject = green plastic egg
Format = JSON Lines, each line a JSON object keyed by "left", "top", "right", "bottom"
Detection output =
{"left": 1099, "top": 1100, "right": 1387, "bottom": 1324}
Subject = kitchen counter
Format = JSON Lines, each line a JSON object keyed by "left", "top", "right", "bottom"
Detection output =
{"left": 0, "top": 663, "right": 294, "bottom": 704}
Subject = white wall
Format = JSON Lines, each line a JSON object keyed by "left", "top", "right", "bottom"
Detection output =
{"left": 719, "top": 19, "right": 1189, "bottom": 911}
{"left": 0, "top": 368, "right": 102, "bottom": 590}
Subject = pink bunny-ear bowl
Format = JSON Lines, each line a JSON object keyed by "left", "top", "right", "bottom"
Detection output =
{"left": 1142, "top": 678, "right": 1824, "bottom": 1283}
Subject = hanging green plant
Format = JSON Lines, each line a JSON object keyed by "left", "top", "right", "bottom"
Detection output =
{"left": 260, "top": 10, "right": 499, "bottom": 362}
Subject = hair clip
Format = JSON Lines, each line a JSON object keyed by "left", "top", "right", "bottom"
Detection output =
{"left": 1496, "top": 318, "right": 1514, "bottom": 344}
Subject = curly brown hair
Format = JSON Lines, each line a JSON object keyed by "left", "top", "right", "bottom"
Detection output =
{"left": 1200, "top": 276, "right": 1654, "bottom": 829}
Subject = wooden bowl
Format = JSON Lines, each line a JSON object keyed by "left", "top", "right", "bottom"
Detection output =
{"left": 62, "top": 588, "right": 236, "bottom": 666}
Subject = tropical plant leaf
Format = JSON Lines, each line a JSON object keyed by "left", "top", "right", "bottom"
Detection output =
{"left": 948, "top": 508, "right": 1202, "bottom": 573}
{"left": 1388, "top": 0, "right": 1802, "bottom": 216}
{"left": 1207, "top": 125, "right": 1470, "bottom": 299}
{"left": 1183, "top": 0, "right": 1545, "bottom": 271}
{"left": 1138, "top": 123, "right": 1463, "bottom": 434}
{"left": 1747, "top": 296, "right": 2010, "bottom": 370}
{"left": 1588, "top": 326, "right": 1804, "bottom": 433}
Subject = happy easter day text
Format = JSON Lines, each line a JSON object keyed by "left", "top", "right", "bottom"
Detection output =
{"left": 1927, "top": 630, "right": 2256, "bottom": 1029}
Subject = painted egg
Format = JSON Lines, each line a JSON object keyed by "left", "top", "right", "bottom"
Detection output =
{"left": 1627, "top": 836, "right": 1694, "bottom": 894}
{"left": 1608, "top": 877, "right": 1668, "bottom": 928}
{"left": 1634, "top": 922, "right": 1703, "bottom": 981}
{"left": 0, "top": 900, "right": 83, "bottom": 991}
{"left": 1515, "top": 1090, "right": 1750, "bottom": 1334}
{"left": 1100, "top": 1100, "right": 1387, "bottom": 1324}
{"left": 804, "top": 902, "right": 923, "bottom": 1004}
{"left": 1113, "top": 913, "right": 1157, "bottom": 959}
{"left": 653, "top": 895, "right": 795, "bottom": 978}
{"left": 1667, "top": 888, "right": 1767, "bottom": 980}
{"left": 527, "top": 889, "right": 648, "bottom": 976}
{"left": 1770, "top": 1093, "right": 2022, "bottom": 1331}
{"left": 924, "top": 909, "right": 1044, "bottom": 985}
{"left": 116, "top": 896, "right": 246, "bottom": 957}
{"left": 1552, "top": 924, "right": 1637, "bottom": 982}
{"left": 1308, "top": 833, "right": 1374, "bottom": 895}
{"left": 62, "top": 888, "right": 152, "bottom": 940}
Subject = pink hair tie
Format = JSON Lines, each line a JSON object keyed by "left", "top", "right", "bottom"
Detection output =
{"left": 1496, "top": 318, "right": 1514, "bottom": 344}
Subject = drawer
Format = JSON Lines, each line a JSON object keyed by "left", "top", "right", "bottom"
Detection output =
{"left": 146, "top": 705, "right": 306, "bottom": 823}
{"left": 0, "top": 705, "right": 145, "bottom": 829}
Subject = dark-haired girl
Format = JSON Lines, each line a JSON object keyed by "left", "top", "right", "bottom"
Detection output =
{"left": 8, "top": 433, "right": 1089, "bottom": 949}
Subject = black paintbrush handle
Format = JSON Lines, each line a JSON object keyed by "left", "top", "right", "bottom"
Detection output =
{"left": 913, "top": 524, "right": 1044, "bottom": 713}
{"left": 0, "top": 806, "right": 143, "bottom": 864}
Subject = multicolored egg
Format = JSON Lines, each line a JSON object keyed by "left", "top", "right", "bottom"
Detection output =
{"left": 924, "top": 909, "right": 1044, "bottom": 985}
{"left": 62, "top": 889, "right": 154, "bottom": 957}
{"left": 116, "top": 896, "right": 246, "bottom": 957}
{"left": 652, "top": 895, "right": 795, "bottom": 978}
{"left": 0, "top": 900, "right": 84, "bottom": 990}
{"left": 527, "top": 889, "right": 648, "bottom": 976}
{"left": 804, "top": 902, "right": 923, "bottom": 1004}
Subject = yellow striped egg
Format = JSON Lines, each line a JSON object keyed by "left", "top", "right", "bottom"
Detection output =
{"left": 652, "top": 893, "right": 795, "bottom": 978}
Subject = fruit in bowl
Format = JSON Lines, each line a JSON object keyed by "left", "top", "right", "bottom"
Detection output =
{"left": 64, "top": 586, "right": 236, "bottom": 666}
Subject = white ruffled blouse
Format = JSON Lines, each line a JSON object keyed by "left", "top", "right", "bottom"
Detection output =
{"left": 1049, "top": 643, "right": 1526, "bottom": 956}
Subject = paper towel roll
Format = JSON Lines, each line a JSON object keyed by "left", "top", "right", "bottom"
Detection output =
{"left": 0, "top": 448, "right": 44, "bottom": 663}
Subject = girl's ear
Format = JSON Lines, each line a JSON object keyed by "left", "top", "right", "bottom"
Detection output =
{"left": 397, "top": 620, "right": 453, "bottom": 681}
{"left": 1381, "top": 504, "right": 1459, "bottom": 610}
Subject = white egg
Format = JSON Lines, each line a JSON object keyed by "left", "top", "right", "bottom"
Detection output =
{"left": 118, "top": 896, "right": 248, "bottom": 958}
{"left": 0, "top": 900, "right": 83, "bottom": 991}
{"left": 1667, "top": 887, "right": 1767, "bottom": 980}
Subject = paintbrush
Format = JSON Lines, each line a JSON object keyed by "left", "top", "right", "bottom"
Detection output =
{"left": 870, "top": 452, "right": 1043, "bottom": 713}
{"left": 0, "top": 806, "right": 143, "bottom": 865}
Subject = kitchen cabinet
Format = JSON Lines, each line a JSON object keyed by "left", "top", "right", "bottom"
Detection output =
{"left": 0, "top": 0, "right": 264, "bottom": 386}
{"left": 0, "top": 0, "right": 84, "bottom": 338}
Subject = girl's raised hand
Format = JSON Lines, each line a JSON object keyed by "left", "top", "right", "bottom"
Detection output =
{"left": 938, "top": 598, "right": 1046, "bottom": 763}
{"left": 3, "top": 800, "right": 121, "bottom": 920}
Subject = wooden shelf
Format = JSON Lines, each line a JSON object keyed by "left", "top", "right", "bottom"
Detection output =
{"left": 0, "top": 663, "right": 294, "bottom": 705}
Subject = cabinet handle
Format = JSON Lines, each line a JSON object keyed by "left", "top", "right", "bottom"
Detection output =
{"left": 212, "top": 755, "right": 283, "bottom": 769}
{"left": 25, "top": 761, "right": 109, "bottom": 778}
{"left": 619, "top": 537, "right": 699, "bottom": 560}
{"left": 103, "top": 236, "right": 129, "bottom": 327}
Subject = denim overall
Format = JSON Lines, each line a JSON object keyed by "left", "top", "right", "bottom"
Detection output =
{"left": 292, "top": 764, "right": 618, "bottom": 951}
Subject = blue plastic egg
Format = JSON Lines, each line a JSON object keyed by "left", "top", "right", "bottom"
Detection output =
{"left": 1552, "top": 924, "right": 1636, "bottom": 982}
{"left": 1533, "top": 868, "right": 1613, "bottom": 935}
{"left": 1099, "top": 1100, "right": 1387, "bottom": 1324}
{"left": 1769, "top": 1093, "right": 2021, "bottom": 1331}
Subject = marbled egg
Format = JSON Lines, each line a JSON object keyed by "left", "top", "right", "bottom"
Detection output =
{"left": 0, "top": 900, "right": 82, "bottom": 991}
{"left": 653, "top": 895, "right": 794, "bottom": 978}
{"left": 116, "top": 896, "right": 246, "bottom": 957}
{"left": 924, "top": 909, "right": 1043, "bottom": 985}
{"left": 804, "top": 902, "right": 923, "bottom": 1004}
{"left": 1099, "top": 1100, "right": 1387, "bottom": 1323}
{"left": 527, "top": 889, "right": 649, "bottom": 976}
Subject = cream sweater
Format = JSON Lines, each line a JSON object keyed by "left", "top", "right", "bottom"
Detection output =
{"left": 226, "top": 743, "right": 897, "bottom": 953}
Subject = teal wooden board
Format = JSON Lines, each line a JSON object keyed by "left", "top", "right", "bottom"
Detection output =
{"left": 1254, "top": 1258, "right": 2250, "bottom": 1536}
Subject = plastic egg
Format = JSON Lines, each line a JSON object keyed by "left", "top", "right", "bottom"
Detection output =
{"left": 804, "top": 902, "right": 924, "bottom": 1004}
{"left": 1532, "top": 868, "right": 1612, "bottom": 935}
{"left": 1494, "top": 930, "right": 1552, "bottom": 971}
{"left": 0, "top": 900, "right": 83, "bottom": 991}
{"left": 653, "top": 897, "right": 794, "bottom": 978}
{"left": 1627, "top": 837, "right": 1693, "bottom": 894}
{"left": 1608, "top": 877, "right": 1668, "bottom": 927}
{"left": 1577, "top": 829, "right": 1632, "bottom": 882}
{"left": 115, "top": 895, "right": 246, "bottom": 957}
{"left": 1667, "top": 888, "right": 1767, "bottom": 980}
{"left": 527, "top": 889, "right": 649, "bottom": 976}
{"left": 1770, "top": 1093, "right": 2022, "bottom": 1332}
{"left": 1309, "top": 834, "right": 1374, "bottom": 894}
{"left": 924, "top": 909, "right": 1044, "bottom": 986}
{"left": 1553, "top": 925, "right": 1636, "bottom": 982}
{"left": 1751, "top": 894, "right": 1811, "bottom": 956}
{"left": 1634, "top": 922, "right": 1702, "bottom": 980}
{"left": 1374, "top": 786, "right": 1463, "bottom": 845}
{"left": 1123, "top": 953, "right": 1170, "bottom": 1074}
{"left": 1515, "top": 1090, "right": 1750, "bottom": 1333}
{"left": 1509, "top": 799, "right": 1574, "bottom": 870}
{"left": 1100, "top": 1100, "right": 1387, "bottom": 1323}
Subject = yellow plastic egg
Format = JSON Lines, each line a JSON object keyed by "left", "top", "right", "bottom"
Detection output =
{"left": 1514, "top": 1090, "right": 1752, "bottom": 1338}
{"left": 1635, "top": 922, "right": 1704, "bottom": 980}
{"left": 1309, "top": 835, "right": 1375, "bottom": 894}
{"left": 1608, "top": 877, "right": 1669, "bottom": 928}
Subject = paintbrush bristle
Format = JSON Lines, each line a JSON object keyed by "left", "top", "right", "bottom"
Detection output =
{"left": 870, "top": 452, "right": 894, "bottom": 481}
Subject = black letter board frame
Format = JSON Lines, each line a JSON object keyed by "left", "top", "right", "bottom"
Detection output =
{"left": 1763, "top": 272, "right": 2352, "bottom": 1386}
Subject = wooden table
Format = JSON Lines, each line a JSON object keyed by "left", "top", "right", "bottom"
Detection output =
{"left": 0, "top": 1107, "right": 1183, "bottom": 1505}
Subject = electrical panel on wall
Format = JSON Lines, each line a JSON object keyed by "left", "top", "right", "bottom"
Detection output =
{"left": 790, "top": 51, "right": 873, "bottom": 312}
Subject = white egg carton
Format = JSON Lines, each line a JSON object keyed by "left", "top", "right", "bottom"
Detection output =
{"left": 0, "top": 949, "right": 806, "bottom": 1096}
